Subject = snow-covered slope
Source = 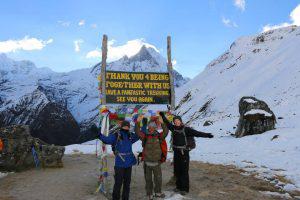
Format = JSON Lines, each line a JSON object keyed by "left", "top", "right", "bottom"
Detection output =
{"left": 176, "top": 25, "right": 300, "bottom": 130}
{"left": 176, "top": 25, "right": 300, "bottom": 192}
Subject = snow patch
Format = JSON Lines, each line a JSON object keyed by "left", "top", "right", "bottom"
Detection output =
{"left": 243, "top": 98, "right": 258, "bottom": 104}
{"left": 164, "top": 191, "right": 188, "bottom": 200}
{"left": 65, "top": 143, "right": 97, "bottom": 155}
{"left": 244, "top": 109, "right": 272, "bottom": 117}
{"left": 260, "top": 191, "right": 292, "bottom": 199}
{"left": 0, "top": 172, "right": 8, "bottom": 179}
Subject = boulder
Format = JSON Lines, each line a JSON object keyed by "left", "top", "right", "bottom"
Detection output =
{"left": 203, "top": 120, "right": 213, "bottom": 126}
{"left": 0, "top": 125, "right": 64, "bottom": 172}
{"left": 235, "top": 97, "right": 276, "bottom": 137}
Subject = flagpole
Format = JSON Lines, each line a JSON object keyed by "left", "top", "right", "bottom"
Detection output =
{"left": 167, "top": 36, "right": 175, "bottom": 111}
{"left": 101, "top": 34, "right": 108, "bottom": 104}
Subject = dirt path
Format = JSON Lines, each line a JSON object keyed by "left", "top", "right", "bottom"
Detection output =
{"left": 0, "top": 154, "right": 293, "bottom": 200}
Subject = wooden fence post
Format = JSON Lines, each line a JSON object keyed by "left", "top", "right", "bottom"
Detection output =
{"left": 101, "top": 34, "right": 108, "bottom": 105}
{"left": 167, "top": 36, "right": 175, "bottom": 110}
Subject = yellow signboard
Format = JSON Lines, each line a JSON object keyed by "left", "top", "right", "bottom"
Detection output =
{"left": 105, "top": 71, "right": 171, "bottom": 104}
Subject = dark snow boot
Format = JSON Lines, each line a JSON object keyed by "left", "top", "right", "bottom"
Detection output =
{"left": 154, "top": 193, "right": 165, "bottom": 198}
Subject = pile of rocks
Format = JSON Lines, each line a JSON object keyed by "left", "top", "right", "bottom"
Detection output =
{"left": 0, "top": 125, "right": 65, "bottom": 171}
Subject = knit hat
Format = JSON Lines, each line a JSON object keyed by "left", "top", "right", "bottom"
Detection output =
{"left": 173, "top": 116, "right": 182, "bottom": 122}
{"left": 121, "top": 120, "right": 130, "bottom": 128}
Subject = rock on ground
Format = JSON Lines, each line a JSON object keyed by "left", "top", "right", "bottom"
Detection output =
{"left": 0, "top": 125, "right": 64, "bottom": 171}
{"left": 235, "top": 96, "right": 276, "bottom": 137}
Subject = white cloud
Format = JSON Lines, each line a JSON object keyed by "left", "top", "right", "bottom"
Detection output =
{"left": 222, "top": 17, "right": 238, "bottom": 28}
{"left": 0, "top": 36, "right": 53, "bottom": 53}
{"left": 91, "top": 24, "right": 97, "bottom": 29}
{"left": 58, "top": 20, "right": 70, "bottom": 27}
{"left": 291, "top": 4, "right": 300, "bottom": 25}
{"left": 262, "top": 23, "right": 291, "bottom": 32}
{"left": 172, "top": 59, "right": 177, "bottom": 66}
{"left": 74, "top": 39, "right": 84, "bottom": 52}
{"left": 172, "top": 59, "right": 179, "bottom": 70}
{"left": 234, "top": 0, "right": 246, "bottom": 11}
{"left": 262, "top": 4, "right": 300, "bottom": 32}
{"left": 86, "top": 49, "right": 101, "bottom": 58}
{"left": 78, "top": 19, "right": 85, "bottom": 26}
{"left": 86, "top": 38, "right": 159, "bottom": 61}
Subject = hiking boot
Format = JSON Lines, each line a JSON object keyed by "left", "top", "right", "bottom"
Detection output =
{"left": 180, "top": 191, "right": 188, "bottom": 196}
{"left": 154, "top": 193, "right": 165, "bottom": 198}
{"left": 173, "top": 188, "right": 180, "bottom": 193}
{"left": 147, "top": 195, "right": 154, "bottom": 200}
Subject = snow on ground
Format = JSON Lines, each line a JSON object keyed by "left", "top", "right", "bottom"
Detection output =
{"left": 65, "top": 141, "right": 98, "bottom": 155}
{"left": 244, "top": 109, "right": 273, "bottom": 116}
{"left": 189, "top": 117, "right": 300, "bottom": 192}
{"left": 164, "top": 192, "right": 188, "bottom": 200}
{"left": 0, "top": 172, "right": 8, "bottom": 179}
{"left": 260, "top": 191, "right": 292, "bottom": 199}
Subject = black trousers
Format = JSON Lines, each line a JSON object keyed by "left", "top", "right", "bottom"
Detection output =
{"left": 174, "top": 149, "right": 190, "bottom": 192}
{"left": 113, "top": 166, "right": 132, "bottom": 200}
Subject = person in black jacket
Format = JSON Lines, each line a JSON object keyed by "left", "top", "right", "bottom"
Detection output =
{"left": 159, "top": 112, "right": 213, "bottom": 195}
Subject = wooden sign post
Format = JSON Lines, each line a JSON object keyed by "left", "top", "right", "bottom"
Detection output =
{"left": 101, "top": 34, "right": 108, "bottom": 104}
{"left": 167, "top": 36, "right": 175, "bottom": 111}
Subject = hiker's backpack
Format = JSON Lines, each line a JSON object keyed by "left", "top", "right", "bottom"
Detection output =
{"left": 174, "top": 127, "right": 196, "bottom": 150}
{"left": 141, "top": 131, "right": 168, "bottom": 163}
{"left": 0, "top": 138, "right": 3, "bottom": 152}
{"left": 111, "top": 130, "right": 133, "bottom": 155}
{"left": 111, "top": 131, "right": 121, "bottom": 155}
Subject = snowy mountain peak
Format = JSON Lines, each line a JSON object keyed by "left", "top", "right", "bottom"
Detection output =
{"left": 0, "top": 53, "right": 8, "bottom": 60}
{"left": 0, "top": 53, "right": 38, "bottom": 75}
{"left": 122, "top": 55, "right": 129, "bottom": 60}
{"left": 105, "top": 45, "right": 166, "bottom": 72}
{"left": 130, "top": 45, "right": 157, "bottom": 63}
{"left": 208, "top": 25, "right": 300, "bottom": 70}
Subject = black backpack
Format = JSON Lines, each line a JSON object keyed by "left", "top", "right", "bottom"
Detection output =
{"left": 174, "top": 127, "right": 196, "bottom": 150}
{"left": 111, "top": 131, "right": 120, "bottom": 155}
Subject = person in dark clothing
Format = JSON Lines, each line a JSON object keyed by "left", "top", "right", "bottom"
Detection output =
{"left": 159, "top": 112, "right": 214, "bottom": 195}
{"left": 99, "top": 120, "right": 139, "bottom": 200}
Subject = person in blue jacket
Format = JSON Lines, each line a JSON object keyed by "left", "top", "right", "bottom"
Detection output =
{"left": 99, "top": 120, "right": 139, "bottom": 200}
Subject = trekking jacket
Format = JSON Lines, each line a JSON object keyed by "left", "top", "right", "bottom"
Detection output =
{"left": 135, "top": 122, "right": 168, "bottom": 162}
{"left": 160, "top": 113, "right": 213, "bottom": 150}
{"left": 99, "top": 129, "right": 139, "bottom": 168}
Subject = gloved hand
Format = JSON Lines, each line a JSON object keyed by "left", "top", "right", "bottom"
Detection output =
{"left": 159, "top": 111, "right": 165, "bottom": 116}
{"left": 142, "top": 117, "right": 148, "bottom": 126}
{"left": 90, "top": 124, "right": 99, "bottom": 133}
{"left": 136, "top": 115, "right": 144, "bottom": 123}
{"left": 207, "top": 133, "right": 214, "bottom": 138}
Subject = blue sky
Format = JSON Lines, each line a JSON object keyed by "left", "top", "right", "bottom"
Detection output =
{"left": 0, "top": 0, "right": 299, "bottom": 78}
